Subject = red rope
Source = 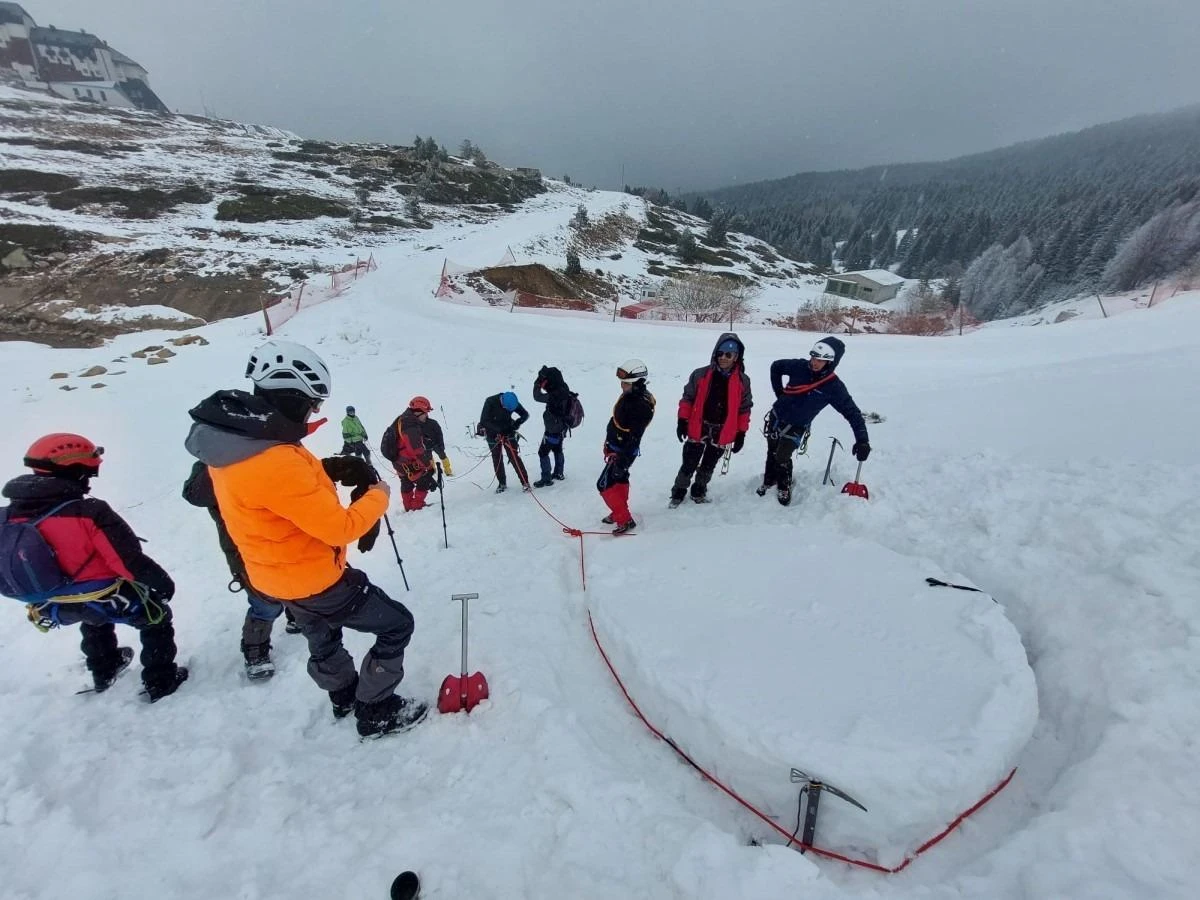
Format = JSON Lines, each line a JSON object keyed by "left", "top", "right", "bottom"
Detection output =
{"left": 586, "top": 610, "right": 1017, "bottom": 874}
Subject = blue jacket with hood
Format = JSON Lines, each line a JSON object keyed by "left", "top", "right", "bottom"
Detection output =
{"left": 768, "top": 336, "right": 869, "bottom": 443}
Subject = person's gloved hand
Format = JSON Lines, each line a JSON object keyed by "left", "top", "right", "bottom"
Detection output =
{"left": 852, "top": 441, "right": 871, "bottom": 462}
{"left": 357, "top": 520, "right": 381, "bottom": 553}
{"left": 676, "top": 418, "right": 688, "bottom": 442}
{"left": 372, "top": 480, "right": 392, "bottom": 499}
{"left": 732, "top": 431, "right": 745, "bottom": 454}
{"left": 322, "top": 455, "right": 374, "bottom": 488}
{"left": 440, "top": 456, "right": 454, "bottom": 476}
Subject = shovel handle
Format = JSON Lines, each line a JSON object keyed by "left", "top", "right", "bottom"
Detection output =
{"left": 853, "top": 459, "right": 863, "bottom": 483}
{"left": 451, "top": 593, "right": 478, "bottom": 678}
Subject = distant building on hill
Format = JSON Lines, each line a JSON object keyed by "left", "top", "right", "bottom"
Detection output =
{"left": 0, "top": 2, "right": 167, "bottom": 111}
{"left": 822, "top": 269, "right": 905, "bottom": 304}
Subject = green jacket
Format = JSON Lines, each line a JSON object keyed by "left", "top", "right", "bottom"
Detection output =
{"left": 341, "top": 414, "right": 368, "bottom": 442}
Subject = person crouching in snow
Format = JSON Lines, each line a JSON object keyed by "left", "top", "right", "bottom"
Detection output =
{"left": 0, "top": 434, "right": 187, "bottom": 701}
{"left": 761, "top": 337, "right": 870, "bottom": 506}
{"left": 185, "top": 339, "right": 428, "bottom": 739}
{"left": 671, "top": 333, "right": 753, "bottom": 506}
{"left": 532, "top": 365, "right": 574, "bottom": 487}
{"left": 182, "top": 460, "right": 302, "bottom": 680}
{"left": 381, "top": 395, "right": 451, "bottom": 511}
{"left": 477, "top": 390, "right": 530, "bottom": 493}
{"left": 340, "top": 405, "right": 370, "bottom": 460}
{"left": 597, "top": 359, "right": 656, "bottom": 535}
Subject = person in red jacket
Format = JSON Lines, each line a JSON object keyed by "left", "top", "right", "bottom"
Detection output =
{"left": 671, "top": 333, "right": 753, "bottom": 506}
{"left": 381, "top": 396, "right": 450, "bottom": 512}
{"left": 0, "top": 434, "right": 186, "bottom": 701}
{"left": 597, "top": 359, "right": 656, "bottom": 535}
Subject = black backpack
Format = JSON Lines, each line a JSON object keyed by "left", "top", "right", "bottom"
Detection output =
{"left": 0, "top": 501, "right": 79, "bottom": 604}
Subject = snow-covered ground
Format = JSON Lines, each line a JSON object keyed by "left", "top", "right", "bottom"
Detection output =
{"left": 1, "top": 198, "right": 1198, "bottom": 899}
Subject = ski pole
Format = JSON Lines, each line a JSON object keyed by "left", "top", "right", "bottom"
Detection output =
{"left": 381, "top": 513, "right": 410, "bottom": 591}
{"left": 822, "top": 437, "right": 843, "bottom": 485}
{"left": 437, "top": 461, "right": 448, "bottom": 549}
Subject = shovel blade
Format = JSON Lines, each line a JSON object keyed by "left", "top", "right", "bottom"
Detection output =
{"left": 437, "top": 671, "right": 489, "bottom": 714}
{"left": 841, "top": 481, "right": 869, "bottom": 500}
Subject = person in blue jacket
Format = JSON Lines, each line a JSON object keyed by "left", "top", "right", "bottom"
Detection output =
{"left": 760, "top": 336, "right": 870, "bottom": 506}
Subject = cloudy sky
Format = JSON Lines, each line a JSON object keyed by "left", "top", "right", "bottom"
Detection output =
{"left": 32, "top": 0, "right": 1200, "bottom": 190}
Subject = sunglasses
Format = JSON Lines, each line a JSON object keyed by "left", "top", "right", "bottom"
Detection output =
{"left": 717, "top": 350, "right": 739, "bottom": 359}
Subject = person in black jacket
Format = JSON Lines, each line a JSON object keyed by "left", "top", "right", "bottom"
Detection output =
{"left": 532, "top": 365, "right": 574, "bottom": 488}
{"left": 762, "top": 336, "right": 870, "bottom": 506}
{"left": 182, "top": 460, "right": 300, "bottom": 680}
{"left": 1, "top": 433, "right": 186, "bottom": 700}
{"left": 598, "top": 359, "right": 656, "bottom": 534}
{"left": 477, "top": 391, "right": 530, "bottom": 493}
{"left": 671, "top": 333, "right": 753, "bottom": 505}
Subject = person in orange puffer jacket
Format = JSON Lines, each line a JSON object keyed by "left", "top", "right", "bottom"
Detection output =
{"left": 184, "top": 340, "right": 428, "bottom": 739}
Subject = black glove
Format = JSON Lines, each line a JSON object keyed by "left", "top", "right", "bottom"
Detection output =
{"left": 852, "top": 441, "right": 871, "bottom": 462}
{"left": 322, "top": 455, "right": 376, "bottom": 489}
{"left": 676, "top": 418, "right": 688, "bottom": 442}
{"left": 357, "top": 520, "right": 381, "bottom": 553}
{"left": 732, "top": 431, "right": 745, "bottom": 454}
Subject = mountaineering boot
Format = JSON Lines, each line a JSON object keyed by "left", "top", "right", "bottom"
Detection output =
{"left": 552, "top": 473, "right": 565, "bottom": 481}
{"left": 329, "top": 677, "right": 359, "bottom": 720}
{"left": 668, "top": 487, "right": 686, "bottom": 509}
{"left": 612, "top": 519, "right": 637, "bottom": 536}
{"left": 92, "top": 647, "right": 135, "bottom": 692}
{"left": 495, "top": 484, "right": 507, "bottom": 494}
{"left": 601, "top": 514, "right": 615, "bottom": 525}
{"left": 777, "top": 482, "right": 792, "bottom": 507}
{"left": 533, "top": 476, "right": 554, "bottom": 488}
{"left": 143, "top": 666, "right": 189, "bottom": 703}
{"left": 242, "top": 642, "right": 275, "bottom": 681}
{"left": 284, "top": 614, "right": 303, "bottom": 635}
{"left": 690, "top": 484, "right": 710, "bottom": 504}
{"left": 355, "top": 694, "right": 430, "bottom": 739}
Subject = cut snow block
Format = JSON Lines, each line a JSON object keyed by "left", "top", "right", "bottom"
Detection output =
{"left": 588, "top": 526, "right": 1037, "bottom": 869}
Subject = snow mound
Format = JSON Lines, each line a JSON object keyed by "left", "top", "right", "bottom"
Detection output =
{"left": 587, "top": 526, "right": 1037, "bottom": 868}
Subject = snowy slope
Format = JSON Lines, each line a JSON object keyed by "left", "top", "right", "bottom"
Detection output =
{"left": 0, "top": 201, "right": 1198, "bottom": 900}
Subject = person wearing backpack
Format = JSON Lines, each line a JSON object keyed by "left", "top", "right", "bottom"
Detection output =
{"left": 381, "top": 396, "right": 451, "bottom": 512}
{"left": 185, "top": 340, "right": 427, "bottom": 739}
{"left": 0, "top": 434, "right": 187, "bottom": 700}
{"left": 340, "top": 405, "right": 370, "bottom": 460}
{"left": 182, "top": 460, "right": 301, "bottom": 680}
{"left": 531, "top": 365, "right": 581, "bottom": 488}
{"left": 477, "top": 391, "right": 531, "bottom": 493}
{"left": 670, "top": 333, "right": 753, "bottom": 506}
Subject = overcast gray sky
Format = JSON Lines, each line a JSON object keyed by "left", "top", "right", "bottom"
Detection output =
{"left": 32, "top": 0, "right": 1200, "bottom": 190}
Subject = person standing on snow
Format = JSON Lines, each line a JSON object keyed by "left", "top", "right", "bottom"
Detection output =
{"left": 340, "top": 405, "right": 370, "bottom": 460}
{"left": 598, "top": 359, "right": 656, "bottom": 535}
{"left": 381, "top": 396, "right": 452, "bottom": 512}
{"left": 182, "top": 460, "right": 302, "bottom": 680}
{"left": 0, "top": 434, "right": 187, "bottom": 701}
{"left": 671, "top": 333, "right": 753, "bottom": 507}
{"left": 477, "top": 390, "right": 530, "bottom": 493}
{"left": 184, "top": 340, "right": 427, "bottom": 739}
{"left": 531, "top": 365, "right": 575, "bottom": 488}
{"left": 761, "top": 337, "right": 870, "bottom": 506}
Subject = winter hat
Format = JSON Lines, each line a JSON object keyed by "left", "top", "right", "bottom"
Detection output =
{"left": 717, "top": 339, "right": 739, "bottom": 353}
{"left": 346, "top": 405, "right": 356, "bottom": 414}
{"left": 501, "top": 391, "right": 519, "bottom": 411}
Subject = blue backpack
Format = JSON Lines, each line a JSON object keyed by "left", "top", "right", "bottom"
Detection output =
{"left": 0, "top": 500, "right": 81, "bottom": 604}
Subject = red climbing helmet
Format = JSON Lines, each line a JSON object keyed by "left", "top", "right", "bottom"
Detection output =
{"left": 408, "top": 396, "right": 433, "bottom": 413}
{"left": 24, "top": 433, "right": 104, "bottom": 475}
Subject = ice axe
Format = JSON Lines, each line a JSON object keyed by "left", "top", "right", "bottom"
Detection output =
{"left": 438, "top": 592, "right": 489, "bottom": 714}
{"left": 841, "top": 460, "right": 869, "bottom": 500}
{"left": 821, "top": 437, "right": 843, "bottom": 485}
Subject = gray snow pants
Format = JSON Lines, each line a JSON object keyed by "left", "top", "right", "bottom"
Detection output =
{"left": 278, "top": 568, "right": 415, "bottom": 705}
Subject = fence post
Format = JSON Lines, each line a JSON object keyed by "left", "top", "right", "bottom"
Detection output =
{"left": 354, "top": 257, "right": 360, "bottom": 279}
{"left": 1147, "top": 280, "right": 1160, "bottom": 308}
{"left": 295, "top": 281, "right": 305, "bottom": 313}
{"left": 612, "top": 295, "right": 620, "bottom": 322}
{"left": 1096, "top": 294, "right": 1108, "bottom": 318}
{"left": 261, "top": 298, "right": 273, "bottom": 335}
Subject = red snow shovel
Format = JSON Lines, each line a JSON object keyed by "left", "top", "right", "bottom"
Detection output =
{"left": 438, "top": 592, "right": 489, "bottom": 714}
{"left": 841, "top": 460, "right": 869, "bottom": 500}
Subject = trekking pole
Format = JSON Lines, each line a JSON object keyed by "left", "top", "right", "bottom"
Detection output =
{"left": 381, "top": 513, "right": 410, "bottom": 591}
{"left": 822, "top": 437, "right": 843, "bottom": 485}
{"left": 436, "top": 461, "right": 449, "bottom": 549}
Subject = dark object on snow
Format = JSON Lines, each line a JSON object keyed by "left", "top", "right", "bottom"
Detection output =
{"left": 390, "top": 870, "right": 421, "bottom": 900}
{"left": 926, "top": 577, "right": 997, "bottom": 602}
{"left": 438, "top": 592, "right": 488, "bottom": 714}
{"left": 788, "top": 767, "right": 868, "bottom": 854}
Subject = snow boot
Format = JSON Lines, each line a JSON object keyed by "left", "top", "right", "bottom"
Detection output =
{"left": 329, "top": 677, "right": 358, "bottom": 720}
{"left": 143, "top": 666, "right": 188, "bottom": 703}
{"left": 756, "top": 477, "right": 775, "bottom": 497}
{"left": 355, "top": 694, "right": 430, "bottom": 739}
{"left": 601, "top": 514, "right": 615, "bottom": 525}
{"left": 90, "top": 647, "right": 135, "bottom": 693}
{"left": 242, "top": 642, "right": 275, "bottom": 681}
{"left": 284, "top": 613, "right": 303, "bottom": 635}
{"left": 533, "top": 476, "right": 555, "bottom": 488}
{"left": 690, "top": 485, "right": 710, "bottom": 504}
{"left": 612, "top": 519, "right": 637, "bottom": 536}
{"left": 495, "top": 484, "right": 507, "bottom": 494}
{"left": 669, "top": 487, "right": 686, "bottom": 509}
{"left": 777, "top": 482, "right": 792, "bottom": 506}
{"left": 552, "top": 473, "right": 565, "bottom": 481}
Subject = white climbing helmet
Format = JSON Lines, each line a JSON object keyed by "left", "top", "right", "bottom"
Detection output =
{"left": 245, "top": 340, "right": 332, "bottom": 400}
{"left": 809, "top": 340, "right": 837, "bottom": 362}
{"left": 616, "top": 358, "right": 648, "bottom": 383}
